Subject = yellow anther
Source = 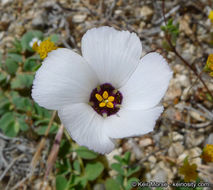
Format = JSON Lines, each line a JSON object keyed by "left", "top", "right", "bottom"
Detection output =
{"left": 95, "top": 93, "right": 103, "bottom": 102}
{"left": 99, "top": 102, "right": 106, "bottom": 107}
{"left": 103, "top": 91, "right": 108, "bottom": 99}
{"left": 107, "top": 102, "right": 114, "bottom": 108}
{"left": 108, "top": 96, "right": 114, "bottom": 102}
{"left": 33, "top": 38, "right": 58, "bottom": 60}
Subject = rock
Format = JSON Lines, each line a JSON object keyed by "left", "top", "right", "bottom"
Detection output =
{"left": 170, "top": 132, "right": 184, "bottom": 141}
{"left": 179, "top": 15, "right": 193, "bottom": 35}
{"left": 72, "top": 14, "right": 87, "bottom": 23}
{"left": 186, "top": 132, "right": 205, "bottom": 147}
{"left": 168, "top": 142, "right": 184, "bottom": 158}
{"left": 139, "top": 6, "right": 153, "bottom": 17}
{"left": 164, "top": 78, "right": 182, "bottom": 101}
{"left": 205, "top": 133, "right": 213, "bottom": 144}
{"left": 32, "top": 12, "right": 47, "bottom": 29}
{"left": 1, "top": 0, "right": 13, "bottom": 5}
{"left": 189, "top": 110, "right": 206, "bottom": 122}
{"left": 139, "top": 138, "right": 152, "bottom": 147}
{"left": 148, "top": 156, "right": 157, "bottom": 163}
{"left": 173, "top": 74, "right": 190, "bottom": 88}
{"left": 93, "top": 184, "right": 105, "bottom": 190}
{"left": 151, "top": 168, "right": 167, "bottom": 182}
{"left": 178, "top": 147, "right": 202, "bottom": 165}
{"left": 105, "top": 148, "right": 122, "bottom": 166}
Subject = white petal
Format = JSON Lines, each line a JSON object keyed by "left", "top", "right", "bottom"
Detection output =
{"left": 104, "top": 106, "right": 163, "bottom": 138}
{"left": 81, "top": 26, "right": 142, "bottom": 88}
{"left": 32, "top": 48, "right": 99, "bottom": 110}
{"left": 120, "top": 53, "right": 172, "bottom": 110}
{"left": 58, "top": 103, "right": 115, "bottom": 154}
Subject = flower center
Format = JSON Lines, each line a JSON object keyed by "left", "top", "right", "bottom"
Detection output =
{"left": 89, "top": 83, "right": 123, "bottom": 117}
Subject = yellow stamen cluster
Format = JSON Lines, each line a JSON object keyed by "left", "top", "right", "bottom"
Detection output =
{"left": 204, "top": 54, "right": 213, "bottom": 76}
{"left": 32, "top": 38, "right": 58, "bottom": 60}
{"left": 95, "top": 91, "right": 115, "bottom": 108}
{"left": 209, "top": 10, "right": 213, "bottom": 23}
{"left": 179, "top": 158, "right": 198, "bottom": 182}
{"left": 201, "top": 144, "right": 213, "bottom": 163}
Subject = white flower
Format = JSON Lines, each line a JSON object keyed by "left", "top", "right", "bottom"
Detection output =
{"left": 32, "top": 26, "right": 172, "bottom": 154}
{"left": 29, "top": 37, "right": 41, "bottom": 47}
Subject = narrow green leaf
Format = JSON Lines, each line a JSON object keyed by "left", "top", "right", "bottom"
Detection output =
{"left": 123, "top": 152, "right": 131, "bottom": 164}
{"left": 126, "top": 165, "right": 140, "bottom": 177}
{"left": 111, "top": 163, "right": 124, "bottom": 175}
{"left": 114, "top": 155, "right": 123, "bottom": 163}
{"left": 73, "top": 160, "right": 81, "bottom": 173}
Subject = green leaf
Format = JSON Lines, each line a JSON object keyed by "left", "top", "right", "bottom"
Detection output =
{"left": 75, "top": 146, "right": 98, "bottom": 160}
{"left": 10, "top": 38, "right": 22, "bottom": 53}
{"left": 206, "top": 93, "right": 213, "bottom": 102}
{"left": 72, "top": 176, "right": 88, "bottom": 188}
{"left": 56, "top": 158, "right": 72, "bottom": 175}
{"left": 8, "top": 53, "right": 22, "bottom": 63}
{"left": 115, "top": 175, "right": 124, "bottom": 186}
{"left": 85, "top": 162, "right": 104, "bottom": 181}
{"left": 23, "top": 57, "right": 38, "bottom": 71}
{"left": 12, "top": 95, "right": 32, "bottom": 112}
{"left": 56, "top": 175, "right": 68, "bottom": 190}
{"left": 0, "top": 112, "right": 14, "bottom": 131}
{"left": 11, "top": 73, "right": 34, "bottom": 89}
{"left": 33, "top": 63, "right": 42, "bottom": 71}
{"left": 5, "top": 58, "right": 19, "bottom": 75}
{"left": 33, "top": 103, "right": 51, "bottom": 118}
{"left": 126, "top": 165, "right": 140, "bottom": 177}
{"left": 35, "top": 124, "right": 58, "bottom": 135}
{"left": 114, "top": 155, "right": 123, "bottom": 163}
{"left": 0, "top": 112, "right": 19, "bottom": 137}
{"left": 21, "top": 30, "right": 43, "bottom": 52}
{"left": 17, "top": 115, "right": 28, "bottom": 131}
{"left": 49, "top": 34, "right": 59, "bottom": 43}
{"left": 73, "top": 160, "right": 81, "bottom": 173}
{"left": 111, "top": 163, "right": 124, "bottom": 175}
{"left": 105, "top": 178, "right": 121, "bottom": 190}
{"left": 5, "top": 121, "right": 19, "bottom": 137}
{"left": 125, "top": 177, "right": 139, "bottom": 190}
{"left": 123, "top": 152, "right": 131, "bottom": 164}
{"left": 0, "top": 95, "right": 10, "bottom": 115}
{"left": 58, "top": 139, "right": 72, "bottom": 158}
{"left": 0, "top": 72, "right": 8, "bottom": 86}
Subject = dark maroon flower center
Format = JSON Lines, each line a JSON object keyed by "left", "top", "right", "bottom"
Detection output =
{"left": 89, "top": 83, "right": 123, "bottom": 117}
